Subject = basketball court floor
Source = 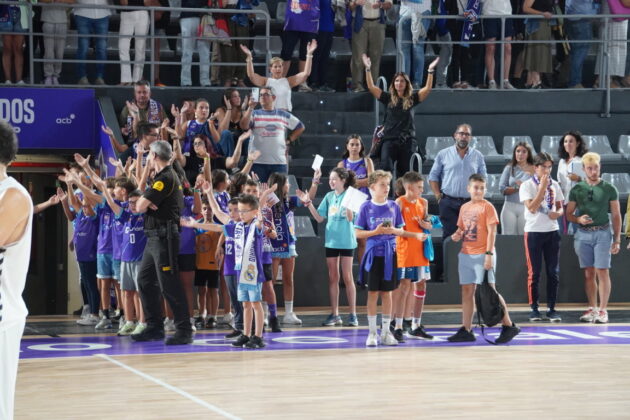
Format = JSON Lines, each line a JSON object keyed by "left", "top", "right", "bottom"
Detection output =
{"left": 14, "top": 304, "right": 630, "bottom": 419}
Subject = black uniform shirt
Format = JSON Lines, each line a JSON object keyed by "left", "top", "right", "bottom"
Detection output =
{"left": 143, "top": 164, "right": 184, "bottom": 230}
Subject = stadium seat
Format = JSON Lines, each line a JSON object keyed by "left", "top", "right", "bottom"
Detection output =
{"left": 602, "top": 173, "right": 630, "bottom": 199}
{"left": 617, "top": 135, "right": 630, "bottom": 160}
{"left": 382, "top": 37, "right": 397, "bottom": 57}
{"left": 502, "top": 136, "right": 536, "bottom": 156}
{"left": 253, "top": 35, "right": 283, "bottom": 58}
{"left": 330, "top": 37, "right": 352, "bottom": 59}
{"left": 252, "top": 2, "right": 270, "bottom": 20}
{"left": 540, "top": 135, "right": 561, "bottom": 160}
{"left": 486, "top": 173, "right": 502, "bottom": 201}
{"left": 276, "top": 2, "right": 286, "bottom": 24}
{"left": 470, "top": 136, "right": 503, "bottom": 163}
{"left": 583, "top": 135, "right": 623, "bottom": 161}
{"left": 425, "top": 136, "right": 453, "bottom": 161}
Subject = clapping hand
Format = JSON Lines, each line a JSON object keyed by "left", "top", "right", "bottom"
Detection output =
{"left": 239, "top": 129, "right": 252, "bottom": 142}
{"left": 126, "top": 101, "right": 139, "bottom": 117}
{"left": 248, "top": 149, "right": 262, "bottom": 162}
{"left": 201, "top": 181, "right": 213, "bottom": 196}
{"left": 171, "top": 104, "right": 180, "bottom": 118}
{"left": 74, "top": 153, "right": 90, "bottom": 168}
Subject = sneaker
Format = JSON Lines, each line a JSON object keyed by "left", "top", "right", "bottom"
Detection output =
{"left": 594, "top": 310, "right": 609, "bottom": 324}
{"left": 165, "top": 332, "right": 194, "bottom": 345}
{"left": 205, "top": 317, "right": 217, "bottom": 329}
{"left": 194, "top": 316, "right": 204, "bottom": 329}
{"left": 282, "top": 312, "right": 302, "bottom": 325}
{"left": 77, "top": 77, "right": 89, "bottom": 85}
{"left": 322, "top": 314, "right": 343, "bottom": 326}
{"left": 131, "top": 323, "right": 146, "bottom": 335}
{"left": 580, "top": 307, "right": 597, "bottom": 323}
{"left": 529, "top": 309, "right": 543, "bottom": 322}
{"left": 352, "top": 85, "right": 365, "bottom": 93}
{"left": 4, "top": 80, "right": 12, "bottom": 85}
{"left": 76, "top": 314, "right": 99, "bottom": 326}
{"left": 447, "top": 326, "right": 476, "bottom": 342}
{"left": 112, "top": 309, "right": 123, "bottom": 322}
{"left": 298, "top": 82, "right": 312, "bottom": 92}
{"left": 118, "top": 321, "right": 137, "bottom": 336}
{"left": 365, "top": 331, "right": 379, "bottom": 347}
{"left": 44, "top": 76, "right": 53, "bottom": 86}
{"left": 78, "top": 305, "right": 90, "bottom": 318}
{"left": 495, "top": 323, "right": 521, "bottom": 344}
{"left": 190, "top": 317, "right": 197, "bottom": 333}
{"left": 52, "top": 76, "right": 60, "bottom": 85}
{"left": 403, "top": 319, "right": 412, "bottom": 332}
{"left": 393, "top": 328, "right": 405, "bottom": 343}
{"left": 164, "top": 318, "right": 175, "bottom": 332}
{"left": 232, "top": 334, "right": 250, "bottom": 347}
{"left": 130, "top": 327, "right": 165, "bottom": 342}
{"left": 268, "top": 316, "right": 282, "bottom": 333}
{"left": 95, "top": 317, "right": 113, "bottom": 330}
{"left": 503, "top": 79, "right": 516, "bottom": 89}
{"left": 380, "top": 331, "right": 399, "bottom": 346}
{"left": 16, "top": 80, "right": 25, "bottom": 85}
{"left": 222, "top": 312, "right": 234, "bottom": 326}
{"left": 225, "top": 329, "right": 242, "bottom": 339}
{"left": 346, "top": 313, "right": 359, "bottom": 327}
{"left": 244, "top": 335, "right": 266, "bottom": 349}
{"left": 317, "top": 85, "right": 335, "bottom": 92}
{"left": 488, "top": 80, "right": 497, "bottom": 89}
{"left": 546, "top": 310, "right": 562, "bottom": 322}
{"left": 408, "top": 325, "right": 434, "bottom": 340}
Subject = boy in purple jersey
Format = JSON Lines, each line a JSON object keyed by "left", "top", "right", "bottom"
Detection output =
{"left": 355, "top": 170, "right": 426, "bottom": 347}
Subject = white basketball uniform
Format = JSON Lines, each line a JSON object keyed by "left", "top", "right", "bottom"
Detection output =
{"left": 0, "top": 177, "right": 33, "bottom": 420}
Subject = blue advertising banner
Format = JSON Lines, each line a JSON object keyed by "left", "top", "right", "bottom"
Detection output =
{"left": 0, "top": 88, "right": 95, "bottom": 149}
{"left": 95, "top": 103, "right": 118, "bottom": 178}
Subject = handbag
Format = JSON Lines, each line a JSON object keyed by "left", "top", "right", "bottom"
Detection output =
{"left": 198, "top": 14, "right": 232, "bottom": 45}
{"left": 608, "top": 0, "right": 630, "bottom": 21}
{"left": 368, "top": 125, "right": 385, "bottom": 159}
{"left": 474, "top": 270, "right": 506, "bottom": 345}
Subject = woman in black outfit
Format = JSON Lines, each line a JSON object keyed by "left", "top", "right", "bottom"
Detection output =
{"left": 362, "top": 54, "right": 439, "bottom": 178}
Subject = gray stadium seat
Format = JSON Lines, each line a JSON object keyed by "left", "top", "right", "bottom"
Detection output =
{"left": 470, "top": 136, "right": 503, "bottom": 163}
{"left": 425, "top": 136, "right": 453, "bottom": 161}
{"left": 252, "top": 2, "right": 271, "bottom": 22}
{"left": 330, "top": 37, "right": 352, "bottom": 59}
{"left": 486, "top": 173, "right": 502, "bottom": 201}
{"left": 618, "top": 135, "right": 630, "bottom": 160}
{"left": 540, "top": 135, "right": 561, "bottom": 160}
{"left": 276, "top": 2, "right": 286, "bottom": 24}
{"left": 382, "top": 38, "right": 397, "bottom": 57}
{"left": 602, "top": 173, "right": 630, "bottom": 199}
{"left": 253, "top": 35, "right": 283, "bottom": 58}
{"left": 583, "top": 135, "right": 623, "bottom": 161}
{"left": 502, "top": 136, "right": 536, "bottom": 156}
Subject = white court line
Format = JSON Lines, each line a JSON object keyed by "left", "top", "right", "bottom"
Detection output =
{"left": 96, "top": 353, "right": 242, "bottom": 420}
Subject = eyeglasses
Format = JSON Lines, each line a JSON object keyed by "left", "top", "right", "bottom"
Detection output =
{"left": 237, "top": 208, "right": 255, "bottom": 214}
{"left": 260, "top": 93, "right": 272, "bottom": 97}
{"left": 588, "top": 189, "right": 593, "bottom": 201}
{"left": 455, "top": 132, "right": 472, "bottom": 137}
{"left": 193, "top": 141, "right": 205, "bottom": 146}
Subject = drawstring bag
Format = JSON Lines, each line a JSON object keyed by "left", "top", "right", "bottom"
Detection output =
{"left": 474, "top": 270, "right": 505, "bottom": 345}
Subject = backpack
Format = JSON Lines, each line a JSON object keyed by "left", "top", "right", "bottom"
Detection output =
{"left": 474, "top": 270, "right": 505, "bottom": 345}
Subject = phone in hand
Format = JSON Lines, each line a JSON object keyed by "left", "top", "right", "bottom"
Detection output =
{"left": 251, "top": 88, "right": 260, "bottom": 102}
{"left": 382, "top": 220, "right": 392, "bottom": 228}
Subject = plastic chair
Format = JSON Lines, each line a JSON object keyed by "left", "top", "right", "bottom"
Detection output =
{"left": 425, "top": 137, "right": 453, "bottom": 161}
{"left": 583, "top": 135, "right": 623, "bottom": 162}
{"left": 330, "top": 37, "right": 352, "bottom": 59}
{"left": 601, "top": 173, "right": 630, "bottom": 199}
{"left": 540, "top": 135, "right": 562, "bottom": 160}
{"left": 617, "top": 135, "right": 630, "bottom": 159}
{"left": 253, "top": 35, "right": 283, "bottom": 58}
{"left": 382, "top": 38, "right": 397, "bottom": 57}
{"left": 502, "top": 136, "right": 536, "bottom": 156}
{"left": 276, "top": 2, "right": 286, "bottom": 23}
{"left": 470, "top": 136, "right": 503, "bottom": 163}
{"left": 486, "top": 173, "right": 502, "bottom": 201}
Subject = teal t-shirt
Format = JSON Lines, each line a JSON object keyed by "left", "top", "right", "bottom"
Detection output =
{"left": 317, "top": 190, "right": 358, "bottom": 250}
{"left": 568, "top": 180, "right": 618, "bottom": 227}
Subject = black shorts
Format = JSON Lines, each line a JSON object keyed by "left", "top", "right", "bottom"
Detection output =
{"left": 325, "top": 248, "right": 355, "bottom": 258}
{"left": 178, "top": 254, "right": 196, "bottom": 272}
{"left": 263, "top": 263, "right": 273, "bottom": 282}
{"left": 280, "top": 30, "right": 316, "bottom": 61}
{"left": 195, "top": 269, "right": 219, "bottom": 288}
{"left": 483, "top": 18, "right": 515, "bottom": 40}
{"left": 364, "top": 254, "right": 399, "bottom": 292}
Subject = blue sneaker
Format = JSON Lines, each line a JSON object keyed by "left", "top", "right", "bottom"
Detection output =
{"left": 347, "top": 313, "right": 359, "bottom": 327}
{"left": 546, "top": 310, "right": 561, "bottom": 322}
{"left": 529, "top": 309, "right": 543, "bottom": 322}
{"left": 322, "top": 314, "right": 343, "bottom": 326}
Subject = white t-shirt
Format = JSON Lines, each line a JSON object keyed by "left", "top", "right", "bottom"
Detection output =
{"left": 519, "top": 178, "right": 564, "bottom": 233}
{"left": 266, "top": 77, "right": 293, "bottom": 112}
{"left": 481, "top": 0, "right": 512, "bottom": 15}
{"left": 557, "top": 157, "right": 584, "bottom": 204}
{"left": 249, "top": 109, "right": 303, "bottom": 165}
{"left": 0, "top": 177, "right": 33, "bottom": 331}
{"left": 73, "top": 0, "right": 112, "bottom": 20}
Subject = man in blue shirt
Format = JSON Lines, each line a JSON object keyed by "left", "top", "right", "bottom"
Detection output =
{"left": 428, "top": 123, "right": 487, "bottom": 238}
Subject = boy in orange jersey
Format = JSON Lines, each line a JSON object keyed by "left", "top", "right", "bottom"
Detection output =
{"left": 449, "top": 174, "right": 520, "bottom": 344}
{"left": 391, "top": 172, "right": 433, "bottom": 342}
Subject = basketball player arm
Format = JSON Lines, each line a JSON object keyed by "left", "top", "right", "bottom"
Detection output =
{"left": 0, "top": 189, "right": 31, "bottom": 247}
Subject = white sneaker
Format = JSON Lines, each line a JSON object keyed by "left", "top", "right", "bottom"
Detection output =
{"left": 282, "top": 312, "right": 302, "bottom": 325}
{"left": 80, "top": 305, "right": 90, "bottom": 319}
{"left": 380, "top": 331, "right": 399, "bottom": 346}
{"left": 365, "top": 332, "right": 379, "bottom": 347}
{"left": 594, "top": 310, "right": 608, "bottom": 324}
{"left": 503, "top": 79, "right": 516, "bottom": 89}
{"left": 16, "top": 80, "right": 25, "bottom": 85}
{"left": 222, "top": 312, "right": 234, "bottom": 327}
{"left": 76, "top": 314, "right": 99, "bottom": 325}
{"left": 488, "top": 80, "right": 497, "bottom": 90}
{"left": 580, "top": 307, "right": 597, "bottom": 323}
{"left": 4, "top": 80, "right": 12, "bottom": 85}
{"left": 298, "top": 82, "right": 312, "bottom": 92}
{"left": 164, "top": 317, "right": 176, "bottom": 332}
{"left": 95, "top": 317, "right": 113, "bottom": 330}
{"left": 132, "top": 323, "right": 147, "bottom": 335}
{"left": 190, "top": 317, "right": 197, "bottom": 332}
{"left": 117, "top": 321, "right": 137, "bottom": 336}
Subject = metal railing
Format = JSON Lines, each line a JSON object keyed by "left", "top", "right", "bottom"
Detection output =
{"left": 0, "top": 0, "right": 271, "bottom": 87}
{"left": 395, "top": 13, "right": 630, "bottom": 117}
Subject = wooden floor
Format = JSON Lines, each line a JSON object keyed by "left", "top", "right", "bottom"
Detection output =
{"left": 15, "top": 324, "right": 630, "bottom": 419}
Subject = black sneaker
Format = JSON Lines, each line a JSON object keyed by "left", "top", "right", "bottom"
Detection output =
{"left": 194, "top": 316, "right": 204, "bottom": 328}
{"left": 403, "top": 319, "right": 412, "bottom": 332}
{"left": 245, "top": 335, "right": 266, "bottom": 349}
{"left": 232, "top": 334, "right": 250, "bottom": 347}
{"left": 393, "top": 328, "right": 405, "bottom": 343}
{"left": 205, "top": 317, "right": 217, "bottom": 329}
{"left": 408, "top": 325, "right": 434, "bottom": 340}
{"left": 546, "top": 310, "right": 561, "bottom": 322}
{"left": 165, "top": 332, "right": 194, "bottom": 345}
{"left": 447, "top": 326, "right": 476, "bottom": 342}
{"left": 529, "top": 309, "right": 543, "bottom": 322}
{"left": 225, "top": 329, "right": 242, "bottom": 339}
{"left": 130, "top": 327, "right": 165, "bottom": 342}
{"left": 269, "top": 316, "right": 282, "bottom": 333}
{"left": 495, "top": 323, "right": 521, "bottom": 344}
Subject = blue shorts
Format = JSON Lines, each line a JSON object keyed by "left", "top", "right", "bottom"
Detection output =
{"left": 97, "top": 253, "right": 117, "bottom": 279}
{"left": 458, "top": 253, "right": 496, "bottom": 285}
{"left": 0, "top": 8, "right": 27, "bottom": 34}
{"left": 482, "top": 18, "right": 515, "bottom": 40}
{"left": 574, "top": 228, "right": 612, "bottom": 269}
{"left": 272, "top": 244, "right": 298, "bottom": 259}
{"left": 397, "top": 266, "right": 431, "bottom": 283}
{"left": 251, "top": 163, "right": 288, "bottom": 183}
{"left": 112, "top": 259, "right": 121, "bottom": 281}
{"left": 237, "top": 282, "right": 263, "bottom": 302}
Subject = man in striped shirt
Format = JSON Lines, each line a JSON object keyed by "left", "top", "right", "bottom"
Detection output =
{"left": 241, "top": 86, "right": 305, "bottom": 182}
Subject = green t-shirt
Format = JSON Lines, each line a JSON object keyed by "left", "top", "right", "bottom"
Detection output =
{"left": 317, "top": 190, "right": 357, "bottom": 250}
{"left": 568, "top": 180, "right": 619, "bottom": 226}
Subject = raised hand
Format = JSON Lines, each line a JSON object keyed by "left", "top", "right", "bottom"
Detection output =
{"left": 251, "top": 172, "right": 259, "bottom": 182}
{"left": 427, "top": 57, "right": 440, "bottom": 72}
{"left": 171, "top": 104, "right": 180, "bottom": 118}
{"left": 180, "top": 217, "right": 196, "bottom": 228}
{"left": 160, "top": 118, "right": 170, "bottom": 130}
{"left": 362, "top": 54, "right": 372, "bottom": 69}
{"left": 108, "top": 157, "right": 121, "bottom": 167}
{"left": 180, "top": 101, "right": 191, "bottom": 116}
{"left": 306, "top": 39, "right": 318, "bottom": 55}
{"left": 295, "top": 188, "right": 310, "bottom": 203}
{"left": 201, "top": 181, "right": 213, "bottom": 196}
{"left": 101, "top": 125, "right": 114, "bottom": 137}
{"left": 74, "top": 153, "right": 90, "bottom": 168}
{"left": 224, "top": 96, "right": 231, "bottom": 110}
{"left": 126, "top": 100, "right": 139, "bottom": 116}
{"left": 240, "top": 43, "right": 253, "bottom": 58}
{"left": 239, "top": 129, "right": 252, "bottom": 142}
{"left": 248, "top": 149, "right": 262, "bottom": 162}
{"left": 56, "top": 187, "right": 67, "bottom": 202}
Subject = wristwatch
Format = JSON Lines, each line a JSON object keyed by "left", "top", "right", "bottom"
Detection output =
{"left": 485, "top": 251, "right": 493, "bottom": 255}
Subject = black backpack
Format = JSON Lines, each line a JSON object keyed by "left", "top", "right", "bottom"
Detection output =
{"left": 475, "top": 270, "right": 505, "bottom": 345}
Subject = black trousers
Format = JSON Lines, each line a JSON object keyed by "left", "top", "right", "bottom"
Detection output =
{"left": 524, "top": 231, "right": 561, "bottom": 310}
{"left": 439, "top": 195, "right": 469, "bottom": 239}
{"left": 379, "top": 138, "right": 419, "bottom": 179}
{"left": 310, "top": 31, "right": 333, "bottom": 87}
{"left": 137, "top": 234, "right": 192, "bottom": 333}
